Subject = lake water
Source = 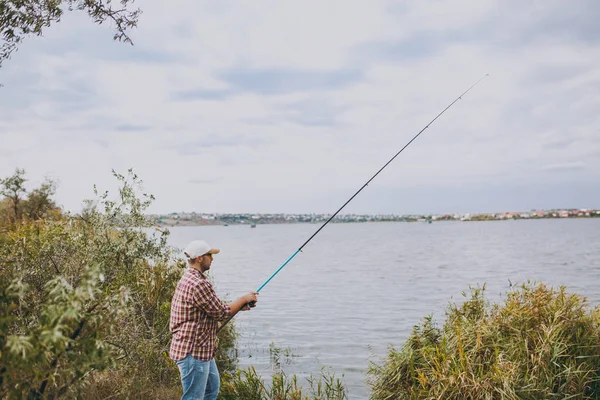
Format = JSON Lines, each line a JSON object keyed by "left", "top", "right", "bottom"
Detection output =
{"left": 165, "top": 219, "right": 600, "bottom": 399}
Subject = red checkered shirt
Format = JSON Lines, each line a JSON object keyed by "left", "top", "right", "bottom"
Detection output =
{"left": 169, "top": 268, "right": 231, "bottom": 361}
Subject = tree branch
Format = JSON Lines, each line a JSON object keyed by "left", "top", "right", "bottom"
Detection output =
{"left": 55, "top": 368, "right": 95, "bottom": 398}
{"left": 49, "top": 255, "right": 60, "bottom": 274}
{"left": 105, "top": 340, "right": 129, "bottom": 361}
{"left": 35, "top": 303, "right": 100, "bottom": 397}
{"left": 1, "top": 0, "right": 141, "bottom": 72}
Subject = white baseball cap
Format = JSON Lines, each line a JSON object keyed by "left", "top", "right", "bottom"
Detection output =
{"left": 183, "top": 240, "right": 220, "bottom": 259}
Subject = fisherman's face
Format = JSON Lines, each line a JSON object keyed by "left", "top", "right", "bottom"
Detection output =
{"left": 200, "top": 253, "right": 213, "bottom": 272}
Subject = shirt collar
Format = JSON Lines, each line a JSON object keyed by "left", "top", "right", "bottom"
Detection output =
{"left": 187, "top": 267, "right": 206, "bottom": 279}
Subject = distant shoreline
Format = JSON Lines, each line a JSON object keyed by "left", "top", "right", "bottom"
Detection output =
{"left": 153, "top": 211, "right": 600, "bottom": 227}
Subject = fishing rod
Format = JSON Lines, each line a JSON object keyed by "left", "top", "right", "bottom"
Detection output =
{"left": 217, "top": 74, "right": 489, "bottom": 333}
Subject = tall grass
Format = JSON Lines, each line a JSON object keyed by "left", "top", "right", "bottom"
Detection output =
{"left": 220, "top": 343, "right": 348, "bottom": 400}
{"left": 368, "top": 282, "right": 600, "bottom": 399}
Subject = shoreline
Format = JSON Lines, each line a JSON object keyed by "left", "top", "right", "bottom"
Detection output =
{"left": 154, "top": 215, "right": 600, "bottom": 227}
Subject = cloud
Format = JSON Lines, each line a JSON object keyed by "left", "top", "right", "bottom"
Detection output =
{"left": 542, "top": 138, "right": 577, "bottom": 150}
{"left": 172, "top": 67, "right": 364, "bottom": 98}
{"left": 354, "top": 35, "right": 442, "bottom": 63}
{"left": 1, "top": 0, "right": 599, "bottom": 215}
{"left": 512, "top": 0, "right": 600, "bottom": 44}
{"left": 529, "top": 65, "right": 593, "bottom": 86}
{"left": 115, "top": 124, "right": 152, "bottom": 132}
{"left": 188, "top": 178, "right": 220, "bottom": 184}
{"left": 93, "top": 139, "right": 110, "bottom": 149}
{"left": 222, "top": 67, "right": 363, "bottom": 94}
{"left": 277, "top": 99, "right": 345, "bottom": 127}
{"left": 171, "top": 134, "right": 270, "bottom": 156}
{"left": 173, "top": 89, "right": 234, "bottom": 101}
{"left": 541, "top": 161, "right": 586, "bottom": 172}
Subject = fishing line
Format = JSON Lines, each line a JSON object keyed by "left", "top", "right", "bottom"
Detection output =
{"left": 217, "top": 74, "right": 489, "bottom": 333}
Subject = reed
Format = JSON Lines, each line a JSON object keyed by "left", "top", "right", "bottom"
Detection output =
{"left": 219, "top": 344, "right": 348, "bottom": 400}
{"left": 368, "top": 282, "right": 600, "bottom": 399}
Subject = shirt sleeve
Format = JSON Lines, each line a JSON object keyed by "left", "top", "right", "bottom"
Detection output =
{"left": 193, "top": 280, "right": 232, "bottom": 321}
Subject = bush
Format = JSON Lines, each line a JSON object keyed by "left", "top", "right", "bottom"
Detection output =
{"left": 0, "top": 168, "right": 347, "bottom": 399}
{"left": 0, "top": 169, "right": 239, "bottom": 399}
{"left": 368, "top": 282, "right": 600, "bottom": 399}
{"left": 219, "top": 343, "right": 348, "bottom": 400}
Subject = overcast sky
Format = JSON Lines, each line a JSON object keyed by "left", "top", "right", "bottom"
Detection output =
{"left": 1, "top": 0, "right": 598, "bottom": 215}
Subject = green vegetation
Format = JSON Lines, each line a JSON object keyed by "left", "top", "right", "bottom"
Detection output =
{"left": 0, "top": 168, "right": 347, "bottom": 399}
{"left": 220, "top": 343, "right": 347, "bottom": 400}
{"left": 0, "top": 167, "right": 59, "bottom": 224}
{"left": 2, "top": 167, "right": 598, "bottom": 399}
{"left": 0, "top": 168, "right": 238, "bottom": 398}
{"left": 368, "top": 283, "right": 600, "bottom": 399}
{"left": 1, "top": 0, "right": 140, "bottom": 71}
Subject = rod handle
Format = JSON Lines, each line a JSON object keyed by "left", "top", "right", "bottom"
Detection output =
{"left": 248, "top": 301, "right": 256, "bottom": 308}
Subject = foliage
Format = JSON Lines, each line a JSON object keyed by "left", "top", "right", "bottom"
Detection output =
{"left": 22, "top": 177, "right": 59, "bottom": 220}
{"left": 0, "top": 167, "right": 59, "bottom": 225}
{"left": 0, "top": 168, "right": 239, "bottom": 399}
{"left": 0, "top": 0, "right": 141, "bottom": 71}
{"left": 0, "top": 262, "right": 129, "bottom": 398}
{"left": 5, "top": 167, "right": 598, "bottom": 399}
{"left": 0, "top": 167, "right": 27, "bottom": 223}
{"left": 368, "top": 282, "right": 600, "bottom": 399}
{"left": 0, "top": 168, "right": 347, "bottom": 399}
{"left": 219, "top": 344, "right": 348, "bottom": 400}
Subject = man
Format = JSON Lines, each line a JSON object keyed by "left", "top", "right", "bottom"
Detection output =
{"left": 169, "top": 239, "right": 259, "bottom": 400}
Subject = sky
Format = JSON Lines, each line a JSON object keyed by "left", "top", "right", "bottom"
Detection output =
{"left": 1, "top": 0, "right": 599, "bottom": 215}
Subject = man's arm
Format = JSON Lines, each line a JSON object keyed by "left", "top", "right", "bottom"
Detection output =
{"left": 193, "top": 282, "right": 259, "bottom": 321}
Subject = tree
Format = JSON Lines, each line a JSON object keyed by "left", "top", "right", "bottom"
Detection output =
{"left": 0, "top": 0, "right": 141, "bottom": 70}
{"left": 0, "top": 168, "right": 59, "bottom": 223}
{"left": 0, "top": 169, "right": 174, "bottom": 398}
{"left": 0, "top": 169, "right": 243, "bottom": 398}
{"left": 23, "top": 177, "right": 58, "bottom": 220}
{"left": 0, "top": 167, "right": 26, "bottom": 223}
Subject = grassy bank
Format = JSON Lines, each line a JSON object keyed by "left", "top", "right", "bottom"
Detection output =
{"left": 368, "top": 283, "right": 600, "bottom": 399}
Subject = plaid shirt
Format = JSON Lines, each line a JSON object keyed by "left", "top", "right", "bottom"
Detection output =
{"left": 169, "top": 268, "right": 231, "bottom": 361}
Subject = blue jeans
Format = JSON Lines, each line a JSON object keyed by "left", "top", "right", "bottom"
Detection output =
{"left": 175, "top": 355, "right": 220, "bottom": 400}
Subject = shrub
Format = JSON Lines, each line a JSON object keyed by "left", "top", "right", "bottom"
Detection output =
{"left": 0, "top": 169, "right": 239, "bottom": 399}
{"left": 368, "top": 282, "right": 600, "bottom": 399}
{"left": 0, "top": 168, "right": 347, "bottom": 399}
{"left": 219, "top": 344, "right": 348, "bottom": 400}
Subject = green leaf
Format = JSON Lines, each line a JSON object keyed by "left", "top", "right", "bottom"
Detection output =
{"left": 6, "top": 335, "right": 34, "bottom": 359}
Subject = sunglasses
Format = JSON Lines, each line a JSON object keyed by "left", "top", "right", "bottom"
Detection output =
{"left": 203, "top": 253, "right": 213, "bottom": 259}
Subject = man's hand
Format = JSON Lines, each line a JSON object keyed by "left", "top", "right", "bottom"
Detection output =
{"left": 241, "top": 292, "right": 259, "bottom": 311}
{"left": 231, "top": 292, "right": 259, "bottom": 313}
{"left": 244, "top": 292, "right": 259, "bottom": 304}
